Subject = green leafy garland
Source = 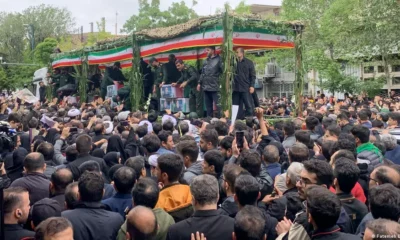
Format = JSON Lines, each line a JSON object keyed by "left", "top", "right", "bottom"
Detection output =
{"left": 71, "top": 53, "right": 88, "bottom": 103}
{"left": 129, "top": 34, "right": 143, "bottom": 112}
{"left": 220, "top": 5, "right": 235, "bottom": 114}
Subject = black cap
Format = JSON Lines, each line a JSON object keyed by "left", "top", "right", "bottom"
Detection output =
{"left": 31, "top": 198, "right": 62, "bottom": 227}
{"left": 149, "top": 57, "right": 157, "bottom": 64}
{"left": 114, "top": 62, "right": 121, "bottom": 69}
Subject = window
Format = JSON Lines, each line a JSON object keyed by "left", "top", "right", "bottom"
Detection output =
{"left": 392, "top": 65, "right": 400, "bottom": 72}
{"left": 378, "top": 66, "right": 385, "bottom": 73}
{"left": 392, "top": 77, "right": 400, "bottom": 85}
{"left": 364, "top": 66, "right": 374, "bottom": 74}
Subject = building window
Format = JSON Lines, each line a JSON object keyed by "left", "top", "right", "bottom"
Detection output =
{"left": 364, "top": 66, "right": 374, "bottom": 74}
{"left": 377, "top": 66, "right": 385, "bottom": 73}
{"left": 392, "top": 77, "right": 400, "bottom": 85}
{"left": 392, "top": 65, "right": 400, "bottom": 72}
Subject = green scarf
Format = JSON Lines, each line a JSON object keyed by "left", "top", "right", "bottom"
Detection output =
{"left": 356, "top": 142, "right": 383, "bottom": 162}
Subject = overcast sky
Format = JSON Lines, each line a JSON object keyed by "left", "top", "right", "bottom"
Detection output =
{"left": 0, "top": 0, "right": 282, "bottom": 34}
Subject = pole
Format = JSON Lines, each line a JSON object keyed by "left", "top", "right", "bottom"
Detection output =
{"left": 294, "top": 24, "right": 304, "bottom": 117}
{"left": 30, "top": 24, "right": 35, "bottom": 51}
{"left": 220, "top": 5, "right": 234, "bottom": 114}
{"left": 130, "top": 34, "right": 143, "bottom": 112}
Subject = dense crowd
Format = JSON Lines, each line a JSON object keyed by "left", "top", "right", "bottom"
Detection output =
{"left": 2, "top": 49, "right": 400, "bottom": 240}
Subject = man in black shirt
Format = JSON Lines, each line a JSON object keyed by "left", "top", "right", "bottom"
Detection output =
{"left": 4, "top": 187, "right": 35, "bottom": 240}
{"left": 162, "top": 54, "right": 181, "bottom": 85}
{"left": 233, "top": 48, "right": 256, "bottom": 119}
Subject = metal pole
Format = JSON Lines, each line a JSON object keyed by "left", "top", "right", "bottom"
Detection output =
{"left": 30, "top": 24, "right": 35, "bottom": 51}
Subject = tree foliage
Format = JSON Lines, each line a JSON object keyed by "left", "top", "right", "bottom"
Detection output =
{"left": 0, "top": 13, "right": 26, "bottom": 63}
{"left": 0, "top": 5, "right": 74, "bottom": 63}
{"left": 273, "top": 0, "right": 400, "bottom": 96}
{"left": 122, "top": 0, "right": 198, "bottom": 33}
{"left": 34, "top": 37, "right": 58, "bottom": 65}
{"left": 0, "top": 65, "right": 37, "bottom": 91}
{"left": 22, "top": 4, "right": 75, "bottom": 43}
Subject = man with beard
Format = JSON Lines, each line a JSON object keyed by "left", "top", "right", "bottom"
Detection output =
{"left": 174, "top": 60, "right": 203, "bottom": 117}
{"left": 101, "top": 62, "right": 127, "bottom": 99}
{"left": 233, "top": 48, "right": 256, "bottom": 119}
{"left": 197, "top": 46, "right": 223, "bottom": 117}
{"left": 4, "top": 187, "right": 35, "bottom": 240}
{"left": 199, "top": 129, "right": 219, "bottom": 160}
{"left": 220, "top": 136, "right": 234, "bottom": 163}
{"left": 218, "top": 164, "right": 247, "bottom": 217}
{"left": 277, "top": 160, "right": 353, "bottom": 238}
{"left": 176, "top": 140, "right": 201, "bottom": 185}
{"left": 161, "top": 54, "right": 180, "bottom": 86}
{"left": 150, "top": 57, "right": 168, "bottom": 106}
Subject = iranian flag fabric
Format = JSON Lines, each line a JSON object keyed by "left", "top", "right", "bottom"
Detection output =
{"left": 56, "top": 27, "right": 293, "bottom": 68}
{"left": 232, "top": 28, "right": 294, "bottom": 49}
{"left": 52, "top": 55, "right": 81, "bottom": 68}
{"left": 88, "top": 46, "right": 133, "bottom": 65}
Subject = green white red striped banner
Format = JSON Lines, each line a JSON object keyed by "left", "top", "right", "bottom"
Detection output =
{"left": 57, "top": 28, "right": 293, "bottom": 68}
{"left": 232, "top": 30, "right": 294, "bottom": 48}
{"left": 52, "top": 55, "right": 81, "bottom": 68}
{"left": 88, "top": 46, "right": 133, "bottom": 65}
{"left": 99, "top": 60, "right": 132, "bottom": 70}
{"left": 140, "top": 28, "right": 224, "bottom": 57}
{"left": 98, "top": 47, "right": 222, "bottom": 69}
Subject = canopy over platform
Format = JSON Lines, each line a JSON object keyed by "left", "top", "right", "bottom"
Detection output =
{"left": 50, "top": 14, "right": 297, "bottom": 68}
{"left": 49, "top": 11, "right": 303, "bottom": 114}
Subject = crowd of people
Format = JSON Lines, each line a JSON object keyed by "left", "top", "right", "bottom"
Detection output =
{"left": 2, "top": 45, "right": 400, "bottom": 240}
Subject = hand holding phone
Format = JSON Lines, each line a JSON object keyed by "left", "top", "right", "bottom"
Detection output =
{"left": 236, "top": 131, "right": 244, "bottom": 149}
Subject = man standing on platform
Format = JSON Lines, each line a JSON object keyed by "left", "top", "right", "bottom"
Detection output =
{"left": 141, "top": 58, "right": 154, "bottom": 102}
{"left": 233, "top": 48, "right": 256, "bottom": 119}
{"left": 173, "top": 60, "right": 202, "bottom": 117}
{"left": 150, "top": 57, "right": 167, "bottom": 99}
{"left": 101, "top": 62, "right": 126, "bottom": 99}
{"left": 47, "top": 68, "right": 61, "bottom": 99}
{"left": 161, "top": 54, "right": 181, "bottom": 87}
{"left": 197, "top": 46, "right": 222, "bottom": 117}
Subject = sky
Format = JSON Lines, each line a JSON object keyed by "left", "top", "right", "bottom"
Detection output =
{"left": 0, "top": 0, "right": 282, "bottom": 34}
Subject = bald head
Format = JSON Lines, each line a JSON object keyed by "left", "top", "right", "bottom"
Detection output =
{"left": 370, "top": 165, "right": 400, "bottom": 189}
{"left": 263, "top": 145, "right": 280, "bottom": 163}
{"left": 24, "top": 152, "right": 45, "bottom": 173}
{"left": 126, "top": 206, "right": 157, "bottom": 240}
{"left": 51, "top": 168, "right": 74, "bottom": 193}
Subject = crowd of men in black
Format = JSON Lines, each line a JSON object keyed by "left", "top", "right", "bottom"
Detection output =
{"left": 2, "top": 48, "right": 400, "bottom": 240}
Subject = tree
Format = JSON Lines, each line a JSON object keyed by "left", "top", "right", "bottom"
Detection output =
{"left": 0, "top": 12, "right": 26, "bottom": 62}
{"left": 22, "top": 4, "right": 75, "bottom": 44}
{"left": 0, "top": 5, "right": 75, "bottom": 63}
{"left": 122, "top": 0, "right": 198, "bottom": 33}
{"left": 34, "top": 37, "right": 58, "bottom": 65}
{"left": 276, "top": 0, "right": 390, "bottom": 97}
{"left": 320, "top": 0, "right": 400, "bottom": 91}
{"left": 0, "top": 65, "right": 36, "bottom": 91}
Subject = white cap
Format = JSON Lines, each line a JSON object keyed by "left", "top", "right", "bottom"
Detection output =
{"left": 162, "top": 115, "right": 177, "bottom": 127}
{"left": 118, "top": 111, "right": 130, "bottom": 121}
{"left": 139, "top": 120, "right": 153, "bottom": 133}
{"left": 148, "top": 154, "right": 159, "bottom": 167}
{"left": 67, "top": 109, "right": 81, "bottom": 117}
{"left": 104, "top": 121, "right": 114, "bottom": 134}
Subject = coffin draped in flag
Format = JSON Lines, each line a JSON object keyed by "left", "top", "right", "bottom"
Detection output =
{"left": 88, "top": 46, "right": 133, "bottom": 65}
